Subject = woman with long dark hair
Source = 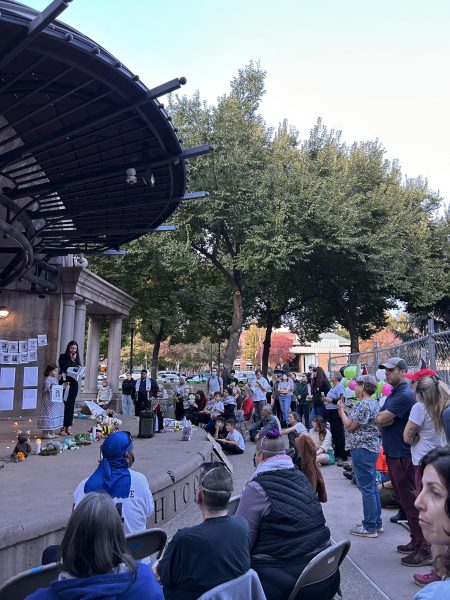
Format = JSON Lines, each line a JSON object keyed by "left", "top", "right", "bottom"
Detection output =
{"left": 412, "top": 447, "right": 450, "bottom": 599}
{"left": 310, "top": 367, "right": 331, "bottom": 420}
{"left": 58, "top": 340, "right": 81, "bottom": 436}
{"left": 25, "top": 492, "right": 163, "bottom": 599}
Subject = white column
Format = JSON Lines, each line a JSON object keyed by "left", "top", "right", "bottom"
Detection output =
{"left": 107, "top": 315, "right": 123, "bottom": 411}
{"left": 85, "top": 316, "right": 102, "bottom": 394}
{"left": 59, "top": 295, "right": 76, "bottom": 354}
{"left": 73, "top": 300, "right": 90, "bottom": 364}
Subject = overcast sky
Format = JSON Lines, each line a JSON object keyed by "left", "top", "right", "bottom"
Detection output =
{"left": 26, "top": 0, "right": 450, "bottom": 205}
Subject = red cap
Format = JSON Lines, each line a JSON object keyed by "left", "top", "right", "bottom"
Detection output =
{"left": 404, "top": 368, "right": 438, "bottom": 381}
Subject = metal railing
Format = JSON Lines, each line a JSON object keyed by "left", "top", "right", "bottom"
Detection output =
{"left": 328, "top": 324, "right": 450, "bottom": 385}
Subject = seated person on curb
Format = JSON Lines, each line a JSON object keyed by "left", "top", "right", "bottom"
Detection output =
{"left": 153, "top": 463, "right": 251, "bottom": 600}
{"left": 222, "top": 386, "right": 237, "bottom": 419}
{"left": 216, "top": 419, "right": 246, "bottom": 454}
{"left": 27, "top": 493, "right": 163, "bottom": 600}
{"left": 236, "top": 430, "right": 332, "bottom": 600}
{"left": 249, "top": 404, "right": 281, "bottom": 442}
{"left": 309, "top": 415, "right": 334, "bottom": 466}
{"left": 281, "top": 411, "right": 308, "bottom": 459}
{"left": 204, "top": 392, "right": 225, "bottom": 434}
{"left": 213, "top": 416, "right": 228, "bottom": 440}
{"left": 74, "top": 431, "right": 154, "bottom": 534}
{"left": 196, "top": 394, "right": 216, "bottom": 425}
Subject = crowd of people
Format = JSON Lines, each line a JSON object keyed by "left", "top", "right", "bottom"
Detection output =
{"left": 31, "top": 354, "right": 450, "bottom": 599}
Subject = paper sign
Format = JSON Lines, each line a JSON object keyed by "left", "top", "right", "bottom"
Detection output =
{"left": 37, "top": 334, "right": 48, "bottom": 346}
{"left": 10, "top": 353, "right": 19, "bottom": 365}
{"left": 20, "top": 353, "right": 29, "bottom": 364}
{"left": 24, "top": 366, "right": 39, "bottom": 387}
{"left": 0, "top": 367, "right": 16, "bottom": 388}
{"left": 19, "top": 340, "right": 28, "bottom": 353}
{"left": 22, "top": 388, "right": 37, "bottom": 409}
{"left": 0, "top": 389, "right": 14, "bottom": 410}
{"left": 0, "top": 340, "right": 8, "bottom": 353}
{"left": 67, "top": 366, "right": 86, "bottom": 381}
{"left": 7, "top": 341, "right": 18, "bottom": 353}
{"left": 28, "top": 350, "right": 37, "bottom": 362}
{"left": 28, "top": 338, "right": 38, "bottom": 351}
{"left": 51, "top": 385, "right": 64, "bottom": 403}
{"left": 2, "top": 354, "right": 11, "bottom": 364}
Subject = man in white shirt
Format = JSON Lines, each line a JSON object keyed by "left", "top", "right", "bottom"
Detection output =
{"left": 74, "top": 431, "right": 154, "bottom": 534}
{"left": 216, "top": 420, "right": 245, "bottom": 454}
{"left": 251, "top": 369, "right": 271, "bottom": 422}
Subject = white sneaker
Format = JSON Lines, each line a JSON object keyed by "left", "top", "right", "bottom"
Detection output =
{"left": 350, "top": 525, "right": 378, "bottom": 538}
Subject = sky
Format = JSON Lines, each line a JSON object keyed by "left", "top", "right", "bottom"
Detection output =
{"left": 25, "top": 0, "right": 450, "bottom": 204}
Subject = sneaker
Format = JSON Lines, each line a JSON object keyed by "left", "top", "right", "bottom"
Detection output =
{"left": 350, "top": 525, "right": 378, "bottom": 538}
{"left": 397, "top": 541, "right": 416, "bottom": 554}
{"left": 401, "top": 551, "right": 433, "bottom": 567}
{"left": 391, "top": 510, "right": 407, "bottom": 523}
{"left": 336, "top": 459, "right": 344, "bottom": 467}
{"left": 343, "top": 463, "right": 352, "bottom": 471}
{"left": 413, "top": 570, "right": 439, "bottom": 587}
{"left": 343, "top": 471, "right": 353, "bottom": 480}
{"left": 377, "top": 527, "right": 384, "bottom": 533}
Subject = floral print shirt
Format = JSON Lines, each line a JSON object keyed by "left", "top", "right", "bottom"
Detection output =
{"left": 345, "top": 398, "right": 381, "bottom": 453}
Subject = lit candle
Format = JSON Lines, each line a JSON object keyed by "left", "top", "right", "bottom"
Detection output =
{"left": 13, "top": 422, "right": 18, "bottom": 427}
{"left": 35, "top": 439, "right": 42, "bottom": 454}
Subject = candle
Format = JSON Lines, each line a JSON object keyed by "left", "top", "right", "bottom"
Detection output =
{"left": 35, "top": 439, "right": 42, "bottom": 454}
{"left": 91, "top": 426, "right": 97, "bottom": 441}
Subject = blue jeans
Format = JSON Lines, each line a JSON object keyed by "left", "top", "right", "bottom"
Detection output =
{"left": 279, "top": 395, "right": 291, "bottom": 425}
{"left": 351, "top": 447, "right": 382, "bottom": 533}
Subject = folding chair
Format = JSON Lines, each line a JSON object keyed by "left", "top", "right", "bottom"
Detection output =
{"left": 227, "top": 494, "right": 241, "bottom": 516}
{"left": 196, "top": 568, "right": 266, "bottom": 600}
{"left": 126, "top": 527, "right": 167, "bottom": 560}
{"left": 287, "top": 539, "right": 351, "bottom": 600}
{"left": 0, "top": 562, "right": 59, "bottom": 600}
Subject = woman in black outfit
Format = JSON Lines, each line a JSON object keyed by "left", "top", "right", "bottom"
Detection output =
{"left": 58, "top": 340, "right": 81, "bottom": 435}
{"left": 311, "top": 366, "right": 331, "bottom": 421}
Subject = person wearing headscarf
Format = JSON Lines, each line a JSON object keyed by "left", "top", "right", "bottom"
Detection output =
{"left": 74, "top": 431, "right": 154, "bottom": 534}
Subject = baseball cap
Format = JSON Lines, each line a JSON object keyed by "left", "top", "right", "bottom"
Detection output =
{"left": 404, "top": 368, "right": 438, "bottom": 381}
{"left": 378, "top": 357, "right": 408, "bottom": 371}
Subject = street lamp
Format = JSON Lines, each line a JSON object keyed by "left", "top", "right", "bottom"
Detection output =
{"left": 217, "top": 328, "right": 222, "bottom": 373}
{"left": 129, "top": 321, "right": 136, "bottom": 373}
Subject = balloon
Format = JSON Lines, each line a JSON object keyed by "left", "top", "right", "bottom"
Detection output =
{"left": 376, "top": 369, "right": 386, "bottom": 381}
{"left": 377, "top": 381, "right": 384, "bottom": 394}
{"left": 381, "top": 383, "right": 393, "bottom": 397}
{"left": 343, "top": 379, "right": 349, "bottom": 388}
{"left": 344, "top": 365, "right": 358, "bottom": 380}
{"left": 348, "top": 379, "right": 357, "bottom": 391}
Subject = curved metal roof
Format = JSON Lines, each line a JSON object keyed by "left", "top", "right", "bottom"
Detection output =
{"left": 0, "top": 0, "right": 210, "bottom": 289}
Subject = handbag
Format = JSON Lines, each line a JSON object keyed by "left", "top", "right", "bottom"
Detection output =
{"left": 327, "top": 448, "right": 335, "bottom": 465}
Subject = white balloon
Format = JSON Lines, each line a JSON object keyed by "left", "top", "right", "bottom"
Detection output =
{"left": 376, "top": 369, "right": 386, "bottom": 381}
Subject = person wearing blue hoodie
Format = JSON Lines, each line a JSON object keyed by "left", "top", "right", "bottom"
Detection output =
{"left": 26, "top": 492, "right": 163, "bottom": 600}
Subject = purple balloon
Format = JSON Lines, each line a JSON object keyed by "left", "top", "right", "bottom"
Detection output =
{"left": 348, "top": 379, "right": 357, "bottom": 391}
{"left": 381, "top": 383, "right": 393, "bottom": 397}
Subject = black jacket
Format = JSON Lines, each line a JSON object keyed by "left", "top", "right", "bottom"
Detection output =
{"left": 122, "top": 378, "right": 136, "bottom": 398}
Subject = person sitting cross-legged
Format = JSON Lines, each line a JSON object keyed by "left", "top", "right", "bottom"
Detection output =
{"left": 153, "top": 463, "right": 251, "bottom": 600}
{"left": 249, "top": 404, "right": 280, "bottom": 442}
{"left": 216, "top": 419, "right": 246, "bottom": 454}
{"left": 236, "top": 429, "right": 333, "bottom": 600}
{"left": 26, "top": 492, "right": 163, "bottom": 600}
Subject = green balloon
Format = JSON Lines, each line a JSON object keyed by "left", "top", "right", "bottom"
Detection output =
{"left": 344, "top": 365, "right": 358, "bottom": 380}
{"left": 377, "top": 381, "right": 384, "bottom": 394}
{"left": 343, "top": 379, "right": 349, "bottom": 388}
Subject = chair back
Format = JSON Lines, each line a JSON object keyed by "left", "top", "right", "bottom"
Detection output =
{"left": 196, "top": 568, "right": 266, "bottom": 600}
{"left": 0, "top": 562, "right": 59, "bottom": 600}
{"left": 126, "top": 527, "right": 167, "bottom": 560}
{"left": 287, "top": 539, "right": 351, "bottom": 600}
{"left": 227, "top": 494, "right": 241, "bottom": 516}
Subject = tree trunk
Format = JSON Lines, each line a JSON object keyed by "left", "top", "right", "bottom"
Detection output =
{"left": 223, "top": 285, "right": 244, "bottom": 371}
{"left": 151, "top": 325, "right": 164, "bottom": 380}
{"left": 346, "top": 302, "right": 360, "bottom": 354}
{"left": 261, "top": 310, "right": 273, "bottom": 378}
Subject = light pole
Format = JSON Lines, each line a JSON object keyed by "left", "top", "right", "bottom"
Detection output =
{"left": 217, "top": 328, "right": 222, "bottom": 373}
{"left": 129, "top": 321, "right": 135, "bottom": 373}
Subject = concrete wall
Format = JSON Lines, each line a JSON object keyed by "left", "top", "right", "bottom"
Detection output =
{"left": 0, "top": 289, "right": 61, "bottom": 417}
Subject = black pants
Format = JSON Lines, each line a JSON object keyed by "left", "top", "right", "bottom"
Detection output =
{"left": 327, "top": 409, "right": 347, "bottom": 461}
{"left": 175, "top": 401, "right": 184, "bottom": 421}
{"left": 63, "top": 382, "right": 78, "bottom": 427}
{"left": 223, "top": 444, "right": 244, "bottom": 454}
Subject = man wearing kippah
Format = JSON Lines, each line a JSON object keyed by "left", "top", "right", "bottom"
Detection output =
{"left": 375, "top": 358, "right": 431, "bottom": 567}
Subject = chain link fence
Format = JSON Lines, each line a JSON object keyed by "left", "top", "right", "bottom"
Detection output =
{"left": 329, "top": 329, "right": 450, "bottom": 385}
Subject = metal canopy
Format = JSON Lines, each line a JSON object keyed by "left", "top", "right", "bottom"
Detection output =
{"left": 0, "top": 0, "right": 211, "bottom": 289}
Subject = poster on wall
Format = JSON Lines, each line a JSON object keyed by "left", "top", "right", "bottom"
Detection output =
{"left": 37, "top": 334, "right": 48, "bottom": 346}
{"left": 19, "top": 340, "right": 28, "bottom": 353}
{"left": 0, "top": 367, "right": 16, "bottom": 388}
{"left": 20, "top": 353, "right": 29, "bottom": 364}
{"left": 22, "top": 388, "right": 37, "bottom": 410}
{"left": 2, "top": 354, "right": 11, "bottom": 364}
{"left": 0, "top": 340, "right": 8, "bottom": 353}
{"left": 28, "top": 338, "right": 38, "bottom": 351}
{"left": 7, "top": 341, "right": 18, "bottom": 353}
{"left": 24, "top": 366, "right": 39, "bottom": 387}
{"left": 0, "top": 389, "right": 14, "bottom": 411}
{"left": 10, "top": 353, "right": 19, "bottom": 365}
{"left": 28, "top": 350, "right": 37, "bottom": 362}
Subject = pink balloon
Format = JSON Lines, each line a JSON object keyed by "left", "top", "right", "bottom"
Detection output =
{"left": 348, "top": 379, "right": 357, "bottom": 391}
{"left": 381, "top": 383, "right": 393, "bottom": 397}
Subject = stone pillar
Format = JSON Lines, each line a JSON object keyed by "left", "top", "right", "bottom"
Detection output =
{"left": 73, "top": 300, "right": 90, "bottom": 364}
{"left": 85, "top": 316, "right": 102, "bottom": 394}
{"left": 107, "top": 315, "right": 123, "bottom": 411}
{"left": 59, "top": 295, "right": 76, "bottom": 355}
